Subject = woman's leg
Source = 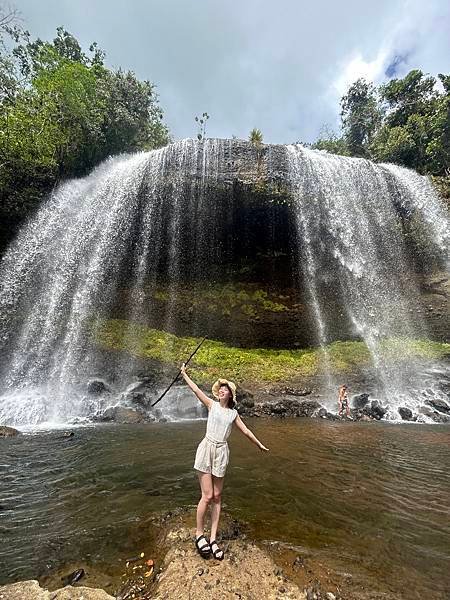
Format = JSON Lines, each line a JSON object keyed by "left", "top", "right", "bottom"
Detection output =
{"left": 210, "top": 475, "right": 225, "bottom": 543}
{"left": 196, "top": 472, "right": 214, "bottom": 538}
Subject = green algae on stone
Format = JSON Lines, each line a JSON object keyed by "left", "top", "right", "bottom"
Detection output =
{"left": 94, "top": 319, "right": 316, "bottom": 384}
{"left": 93, "top": 320, "right": 449, "bottom": 386}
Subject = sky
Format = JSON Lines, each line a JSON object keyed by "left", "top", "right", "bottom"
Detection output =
{"left": 9, "top": 0, "right": 450, "bottom": 144}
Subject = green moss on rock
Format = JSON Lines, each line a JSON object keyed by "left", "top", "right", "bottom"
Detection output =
{"left": 93, "top": 319, "right": 449, "bottom": 386}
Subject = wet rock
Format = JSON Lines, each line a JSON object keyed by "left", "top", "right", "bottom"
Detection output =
{"left": 151, "top": 519, "right": 306, "bottom": 599}
{"left": 121, "top": 380, "right": 156, "bottom": 408}
{"left": 353, "top": 393, "right": 370, "bottom": 408}
{"left": 270, "top": 402, "right": 287, "bottom": 415}
{"left": 359, "top": 414, "right": 373, "bottom": 421}
{"left": 0, "top": 580, "right": 114, "bottom": 599}
{"left": 267, "top": 398, "right": 321, "bottom": 418}
{"left": 94, "top": 406, "right": 153, "bottom": 424}
{"left": 275, "top": 386, "right": 312, "bottom": 396}
{"left": 61, "top": 568, "right": 85, "bottom": 586}
{"left": 87, "top": 379, "right": 111, "bottom": 395}
{"left": 0, "top": 426, "right": 20, "bottom": 437}
{"left": 425, "top": 397, "right": 450, "bottom": 414}
{"left": 236, "top": 387, "right": 255, "bottom": 408}
{"left": 398, "top": 407, "right": 415, "bottom": 421}
{"left": 418, "top": 405, "right": 450, "bottom": 423}
{"left": 364, "top": 400, "right": 387, "bottom": 420}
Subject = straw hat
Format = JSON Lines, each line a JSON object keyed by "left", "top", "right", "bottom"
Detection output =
{"left": 212, "top": 378, "right": 237, "bottom": 403}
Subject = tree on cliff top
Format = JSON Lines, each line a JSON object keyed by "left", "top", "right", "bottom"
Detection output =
{"left": 314, "top": 69, "right": 449, "bottom": 178}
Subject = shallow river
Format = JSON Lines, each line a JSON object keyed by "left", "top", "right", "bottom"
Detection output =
{"left": 1, "top": 419, "right": 449, "bottom": 599}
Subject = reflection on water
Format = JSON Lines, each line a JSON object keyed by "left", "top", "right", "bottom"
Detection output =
{"left": 1, "top": 420, "right": 449, "bottom": 599}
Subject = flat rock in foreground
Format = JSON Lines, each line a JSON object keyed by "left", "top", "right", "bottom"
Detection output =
{"left": 0, "top": 580, "right": 114, "bottom": 599}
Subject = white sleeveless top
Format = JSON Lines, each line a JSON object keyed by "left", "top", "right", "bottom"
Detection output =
{"left": 206, "top": 401, "right": 238, "bottom": 443}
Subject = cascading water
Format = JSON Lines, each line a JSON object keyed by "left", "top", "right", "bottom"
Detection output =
{"left": 0, "top": 140, "right": 234, "bottom": 426}
{"left": 287, "top": 145, "right": 449, "bottom": 416}
{"left": 0, "top": 139, "right": 448, "bottom": 427}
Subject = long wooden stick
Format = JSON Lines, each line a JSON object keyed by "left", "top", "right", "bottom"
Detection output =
{"left": 150, "top": 337, "right": 207, "bottom": 407}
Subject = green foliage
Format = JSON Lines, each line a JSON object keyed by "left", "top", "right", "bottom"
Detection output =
{"left": 249, "top": 127, "right": 263, "bottom": 146}
{"left": 311, "top": 126, "right": 349, "bottom": 156}
{"left": 314, "top": 69, "right": 449, "bottom": 177}
{"left": 340, "top": 78, "right": 382, "bottom": 157}
{"left": 0, "top": 24, "right": 169, "bottom": 249}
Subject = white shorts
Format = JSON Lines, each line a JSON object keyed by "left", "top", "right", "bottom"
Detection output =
{"left": 194, "top": 436, "right": 230, "bottom": 478}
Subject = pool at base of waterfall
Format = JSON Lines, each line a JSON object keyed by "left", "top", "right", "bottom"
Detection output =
{"left": 1, "top": 419, "right": 449, "bottom": 599}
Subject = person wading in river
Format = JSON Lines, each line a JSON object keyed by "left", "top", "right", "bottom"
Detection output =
{"left": 180, "top": 363, "right": 269, "bottom": 560}
{"left": 338, "top": 384, "right": 351, "bottom": 418}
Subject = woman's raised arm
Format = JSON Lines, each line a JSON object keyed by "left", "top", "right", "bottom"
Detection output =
{"left": 180, "top": 363, "right": 213, "bottom": 410}
{"left": 234, "top": 414, "right": 269, "bottom": 451}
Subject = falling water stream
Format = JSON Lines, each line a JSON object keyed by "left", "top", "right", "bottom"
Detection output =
{"left": 0, "top": 140, "right": 448, "bottom": 426}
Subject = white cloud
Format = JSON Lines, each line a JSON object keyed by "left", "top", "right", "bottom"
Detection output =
{"left": 332, "top": 49, "right": 390, "bottom": 98}
{"left": 11, "top": 0, "right": 450, "bottom": 144}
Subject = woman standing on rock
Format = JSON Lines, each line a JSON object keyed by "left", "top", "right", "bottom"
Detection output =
{"left": 180, "top": 363, "right": 269, "bottom": 560}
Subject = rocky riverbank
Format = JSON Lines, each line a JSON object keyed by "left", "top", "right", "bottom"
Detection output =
{"left": 86, "top": 373, "right": 450, "bottom": 426}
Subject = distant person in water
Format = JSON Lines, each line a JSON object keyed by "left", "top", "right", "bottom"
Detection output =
{"left": 180, "top": 363, "right": 269, "bottom": 560}
{"left": 338, "top": 384, "right": 351, "bottom": 417}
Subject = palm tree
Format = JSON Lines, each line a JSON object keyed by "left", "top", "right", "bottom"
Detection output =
{"left": 249, "top": 128, "right": 263, "bottom": 146}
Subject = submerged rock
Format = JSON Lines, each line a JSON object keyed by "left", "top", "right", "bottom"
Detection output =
{"left": 0, "top": 425, "right": 20, "bottom": 437}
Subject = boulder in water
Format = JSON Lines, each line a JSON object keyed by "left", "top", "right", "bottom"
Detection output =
{"left": 363, "top": 400, "right": 387, "bottom": 420}
{"left": 0, "top": 425, "right": 20, "bottom": 437}
{"left": 419, "top": 405, "right": 450, "bottom": 423}
{"left": 425, "top": 397, "right": 450, "bottom": 414}
{"left": 353, "top": 393, "right": 370, "bottom": 409}
{"left": 121, "top": 380, "right": 156, "bottom": 408}
{"left": 398, "top": 407, "right": 415, "bottom": 421}
{"left": 95, "top": 406, "right": 153, "bottom": 424}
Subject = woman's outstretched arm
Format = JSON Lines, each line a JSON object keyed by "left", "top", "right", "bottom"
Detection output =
{"left": 234, "top": 415, "right": 269, "bottom": 451}
{"left": 180, "top": 363, "right": 213, "bottom": 410}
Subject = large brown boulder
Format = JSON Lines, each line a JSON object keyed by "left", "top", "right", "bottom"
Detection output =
{"left": 0, "top": 425, "right": 20, "bottom": 437}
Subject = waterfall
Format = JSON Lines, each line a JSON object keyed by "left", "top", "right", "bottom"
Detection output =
{"left": 0, "top": 139, "right": 448, "bottom": 426}
{"left": 0, "top": 140, "right": 234, "bottom": 426}
{"left": 287, "top": 145, "right": 448, "bottom": 415}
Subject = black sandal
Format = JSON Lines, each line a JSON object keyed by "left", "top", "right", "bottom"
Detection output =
{"left": 195, "top": 534, "right": 211, "bottom": 557}
{"left": 209, "top": 540, "right": 224, "bottom": 560}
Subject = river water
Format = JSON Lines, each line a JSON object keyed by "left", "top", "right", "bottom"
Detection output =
{"left": 1, "top": 419, "right": 449, "bottom": 599}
